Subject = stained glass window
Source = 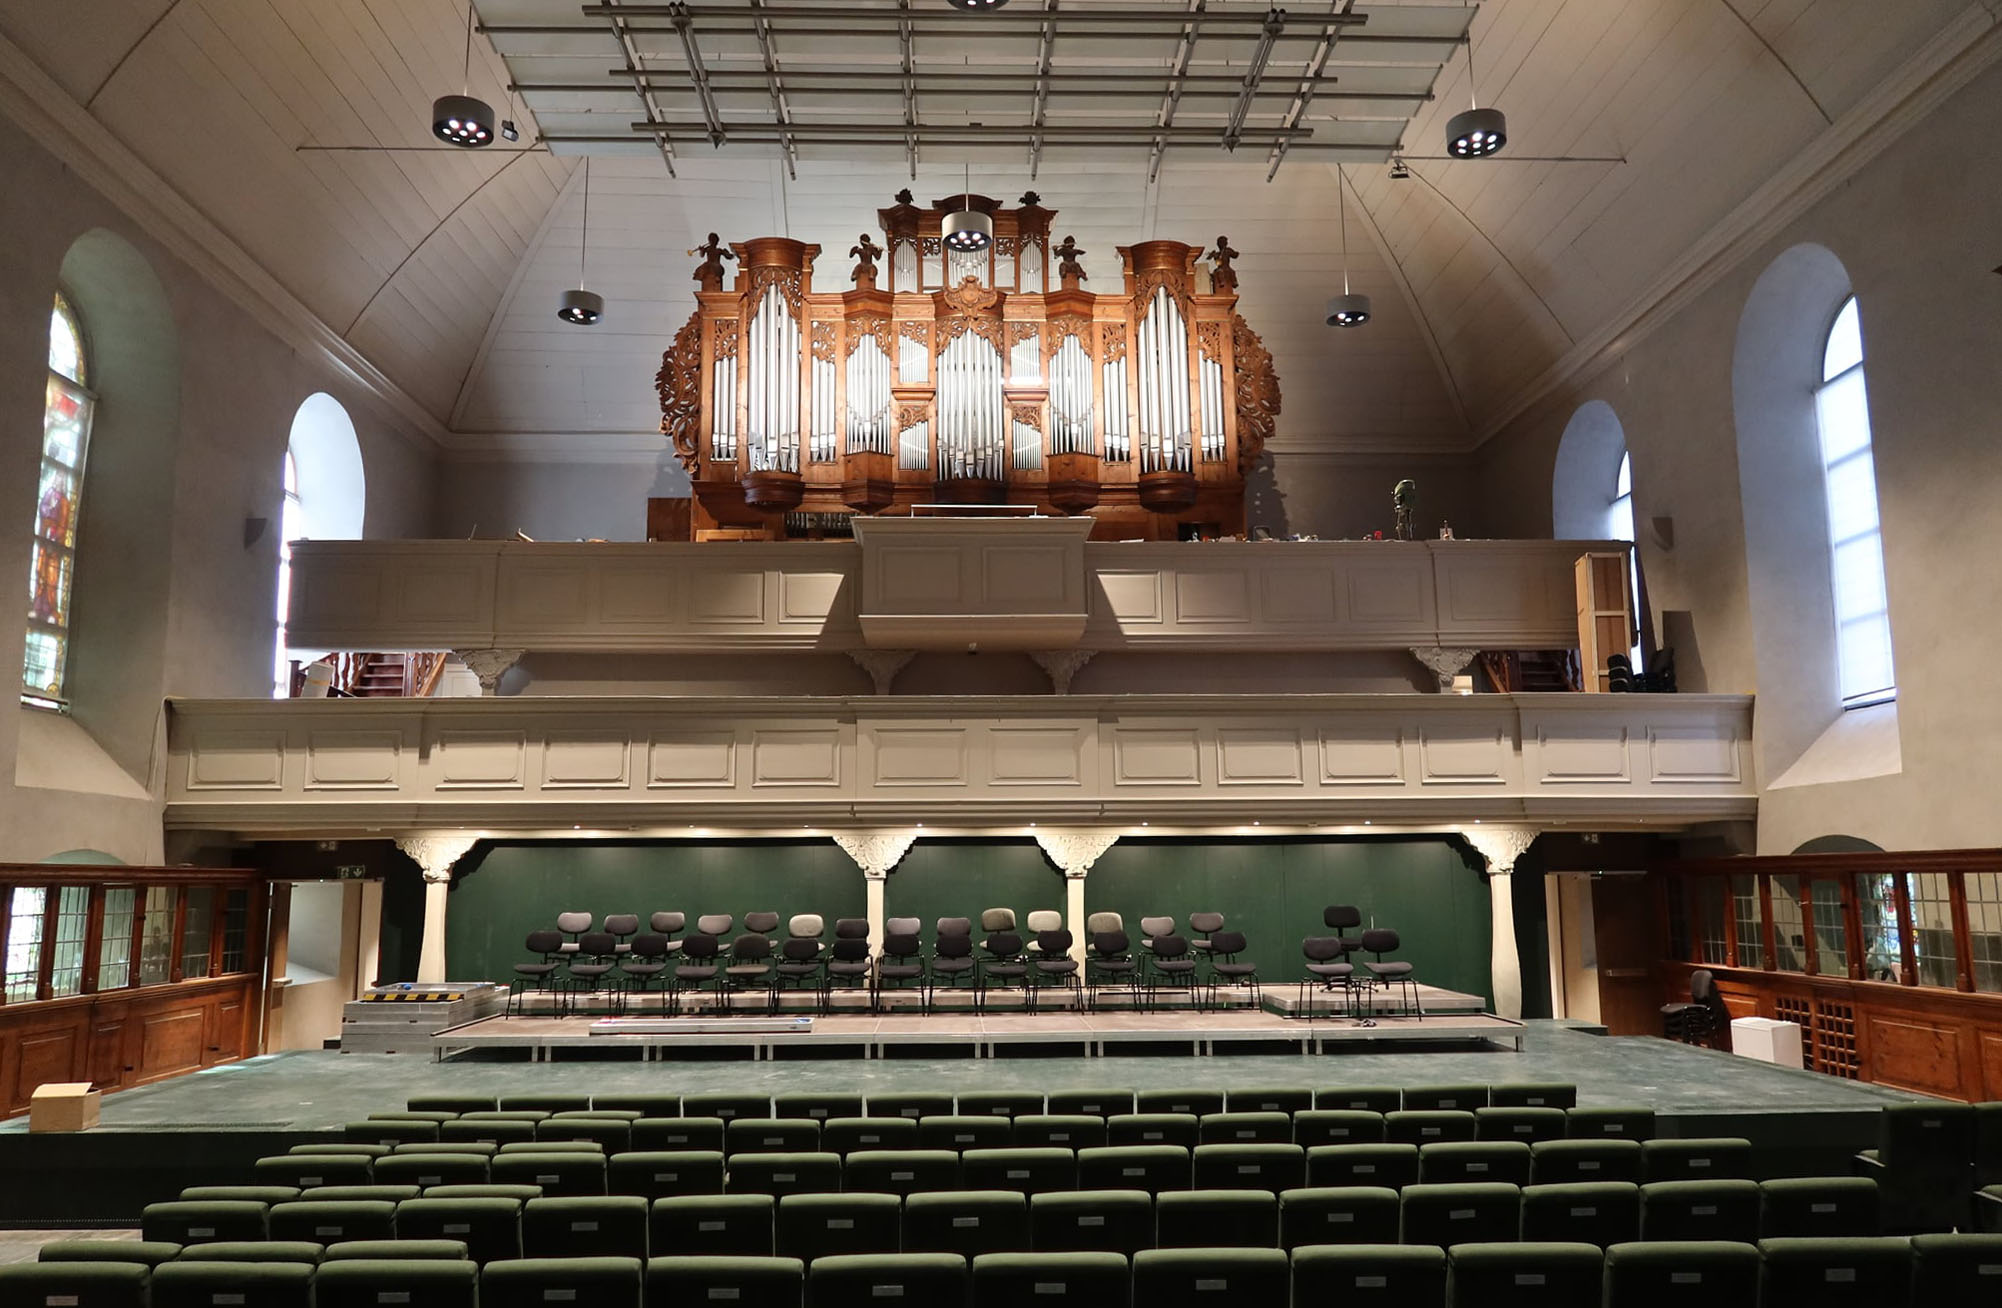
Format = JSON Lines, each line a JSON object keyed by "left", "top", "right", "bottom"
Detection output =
{"left": 24, "top": 294, "right": 93, "bottom": 705}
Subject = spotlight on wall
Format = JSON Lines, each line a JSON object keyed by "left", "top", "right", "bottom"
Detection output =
{"left": 1388, "top": 156, "right": 1411, "bottom": 180}
{"left": 501, "top": 118, "right": 519, "bottom": 143}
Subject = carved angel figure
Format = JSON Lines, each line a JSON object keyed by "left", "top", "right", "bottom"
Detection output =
{"left": 1054, "top": 234, "right": 1088, "bottom": 284}
{"left": 689, "top": 232, "right": 735, "bottom": 289}
{"left": 849, "top": 233, "right": 883, "bottom": 284}
{"left": 1209, "top": 235, "right": 1242, "bottom": 291}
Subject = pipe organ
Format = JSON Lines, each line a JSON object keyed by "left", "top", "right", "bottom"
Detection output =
{"left": 658, "top": 191, "right": 1281, "bottom": 539}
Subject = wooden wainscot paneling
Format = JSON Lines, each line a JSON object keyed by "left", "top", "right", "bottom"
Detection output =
{"left": 1864, "top": 1012, "right": 1966, "bottom": 1097}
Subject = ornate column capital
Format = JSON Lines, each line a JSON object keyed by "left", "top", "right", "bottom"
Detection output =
{"left": 848, "top": 650, "right": 916, "bottom": 695}
{"left": 1036, "top": 829, "right": 1119, "bottom": 878}
{"left": 1461, "top": 825, "right": 1540, "bottom": 877}
{"left": 833, "top": 829, "right": 919, "bottom": 877}
{"left": 1409, "top": 646, "right": 1481, "bottom": 692}
{"left": 452, "top": 648, "right": 525, "bottom": 695}
{"left": 396, "top": 834, "right": 480, "bottom": 884}
{"left": 1030, "top": 649, "right": 1097, "bottom": 695}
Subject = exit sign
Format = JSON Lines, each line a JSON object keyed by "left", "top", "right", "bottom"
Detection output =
{"left": 335, "top": 865, "right": 369, "bottom": 879}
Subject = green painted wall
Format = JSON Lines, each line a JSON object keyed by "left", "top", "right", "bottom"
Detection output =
{"left": 885, "top": 839, "right": 1064, "bottom": 936}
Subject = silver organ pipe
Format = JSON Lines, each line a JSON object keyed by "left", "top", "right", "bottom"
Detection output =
{"left": 1103, "top": 348, "right": 1130, "bottom": 462}
{"left": 937, "top": 330, "right": 1005, "bottom": 480}
{"left": 899, "top": 331, "right": 927, "bottom": 385}
{"left": 845, "top": 336, "right": 892, "bottom": 456}
{"left": 711, "top": 347, "right": 737, "bottom": 462}
{"left": 1050, "top": 335, "right": 1093, "bottom": 456}
{"left": 1138, "top": 287, "right": 1193, "bottom": 473}
{"left": 1171, "top": 295, "right": 1190, "bottom": 473}
{"left": 893, "top": 241, "right": 918, "bottom": 294}
{"left": 746, "top": 283, "right": 801, "bottom": 473}
{"left": 1019, "top": 239, "right": 1043, "bottom": 290}
{"left": 1198, "top": 346, "right": 1226, "bottom": 463}
{"left": 1137, "top": 299, "right": 1157, "bottom": 470}
{"left": 811, "top": 343, "right": 837, "bottom": 463}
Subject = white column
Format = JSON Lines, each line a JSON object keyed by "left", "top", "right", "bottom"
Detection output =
{"left": 1461, "top": 826, "right": 1540, "bottom": 1020}
{"left": 865, "top": 871, "right": 887, "bottom": 943}
{"left": 1035, "top": 830, "right": 1120, "bottom": 961}
{"left": 395, "top": 834, "right": 480, "bottom": 984}
{"left": 833, "top": 830, "right": 920, "bottom": 941}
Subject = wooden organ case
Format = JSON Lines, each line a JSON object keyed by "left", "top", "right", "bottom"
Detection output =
{"left": 657, "top": 191, "right": 1282, "bottom": 540}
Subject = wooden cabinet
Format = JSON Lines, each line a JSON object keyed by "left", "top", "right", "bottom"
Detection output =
{"left": 1575, "top": 551, "right": 1633, "bottom": 692}
{"left": 0, "top": 978, "right": 261, "bottom": 1115}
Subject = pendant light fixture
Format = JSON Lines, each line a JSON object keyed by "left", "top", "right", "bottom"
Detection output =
{"left": 1445, "top": 26, "right": 1506, "bottom": 158}
{"left": 557, "top": 157, "right": 603, "bottom": 325}
{"left": 941, "top": 164, "right": 994, "bottom": 253}
{"left": 433, "top": 1, "right": 496, "bottom": 147}
{"left": 1325, "top": 166, "right": 1371, "bottom": 329}
{"left": 944, "top": 0, "right": 1010, "bottom": 10}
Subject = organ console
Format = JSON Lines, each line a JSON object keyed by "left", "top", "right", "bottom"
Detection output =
{"left": 656, "top": 190, "right": 1282, "bottom": 540}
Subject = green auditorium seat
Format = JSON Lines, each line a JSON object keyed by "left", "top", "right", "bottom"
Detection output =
{"left": 634, "top": 1116, "right": 725, "bottom": 1151}
{"left": 1399, "top": 1182, "right": 1522, "bottom": 1247}
{"left": 1029, "top": 1189, "right": 1153, "bottom": 1254}
{"left": 268, "top": 1199, "right": 396, "bottom": 1244}
{"left": 499, "top": 1094, "right": 593, "bottom": 1113}
{"left": 1278, "top": 1185, "right": 1399, "bottom": 1249}
{"left": 37, "top": 1240, "right": 182, "bottom": 1267}
{"left": 845, "top": 1149, "right": 961, "bottom": 1196}
{"left": 374, "top": 1110, "right": 459, "bottom": 1123}
{"left": 491, "top": 1150, "right": 609, "bottom": 1196}
{"left": 973, "top": 1251, "right": 1129, "bottom": 1308}
{"left": 1404, "top": 1084, "right": 1489, "bottom": 1112}
{"left": 1638, "top": 1180, "right": 1760, "bottom": 1242}
{"left": 323, "top": 1239, "right": 469, "bottom": 1260}
{"left": 591, "top": 1093, "right": 684, "bottom": 1117}
{"left": 374, "top": 1152, "right": 490, "bottom": 1188}
{"left": 1491, "top": 1083, "right": 1577, "bottom": 1110}
{"left": 554, "top": 1108, "right": 645, "bottom": 1121}
{"left": 500, "top": 1140, "right": 606, "bottom": 1154}
{"left": 299, "top": 1185, "right": 420, "bottom": 1204}
{"left": 774, "top": 1092, "right": 864, "bottom": 1122}
{"left": 142, "top": 1200, "right": 269, "bottom": 1245}
{"left": 651, "top": 1194, "right": 776, "bottom": 1257}
{"left": 395, "top": 1195, "right": 525, "bottom": 1263}
{"left": 1910, "top": 1232, "right": 2002, "bottom": 1296}
{"left": 293, "top": 1142, "right": 390, "bottom": 1157}
{"left": 254, "top": 1155, "right": 374, "bottom": 1188}
{"left": 1227, "top": 1087, "right": 1313, "bottom": 1115}
{"left": 1200, "top": 1112, "right": 1291, "bottom": 1145}
{"left": 1419, "top": 1141, "right": 1532, "bottom": 1185}
{"left": 1857, "top": 1102, "right": 1979, "bottom": 1232}
{"left": 1567, "top": 1107, "right": 1655, "bottom": 1141}
{"left": 424, "top": 1184, "right": 544, "bottom": 1202}
{"left": 902, "top": 1191, "right": 1029, "bottom": 1257}
{"left": 1193, "top": 1143, "right": 1305, "bottom": 1191}
{"left": 1049, "top": 1089, "right": 1136, "bottom": 1117}
{"left": 1477, "top": 1107, "right": 1569, "bottom": 1143}
{"left": 346, "top": 1119, "right": 438, "bottom": 1146}
{"left": 1387, "top": 1111, "right": 1478, "bottom": 1145}
{"left": 480, "top": 1255, "right": 643, "bottom": 1308}
{"left": 919, "top": 1115, "right": 1013, "bottom": 1152}
{"left": 522, "top": 1195, "right": 650, "bottom": 1258}
{"left": 1292, "top": 1244, "right": 1447, "bottom": 1308}
{"left": 1521, "top": 1182, "right": 1640, "bottom": 1247}
{"left": 1293, "top": 1109, "right": 1386, "bottom": 1147}
{"left": 1315, "top": 1086, "right": 1405, "bottom": 1114}
{"left": 1155, "top": 1188, "right": 1277, "bottom": 1248}
{"left": 685, "top": 1093, "right": 774, "bottom": 1122}
{"left": 171, "top": 1241, "right": 322, "bottom": 1264}
{"left": 1134, "top": 1248, "right": 1289, "bottom": 1308}
{"left": 315, "top": 1258, "right": 478, "bottom": 1308}
{"left": 1640, "top": 1138, "right": 1751, "bottom": 1183}
{"left": 1602, "top": 1240, "right": 1760, "bottom": 1308}
{"left": 959, "top": 1148, "right": 1076, "bottom": 1195}
{"left": 1306, "top": 1143, "right": 1421, "bottom": 1190}
{"left": 955, "top": 1092, "right": 1043, "bottom": 1120}
{"left": 863, "top": 1092, "right": 955, "bottom": 1121}
{"left": 1757, "top": 1236, "right": 1910, "bottom": 1305}
{"left": 0, "top": 1262, "right": 150, "bottom": 1308}
{"left": 730, "top": 1118, "right": 823, "bottom": 1155}
{"left": 776, "top": 1193, "right": 902, "bottom": 1261}
{"left": 442, "top": 1118, "right": 537, "bottom": 1144}
{"left": 1976, "top": 1102, "right": 2002, "bottom": 1186}
{"left": 1759, "top": 1176, "right": 1879, "bottom": 1237}
{"left": 1137, "top": 1089, "right": 1225, "bottom": 1117}
{"left": 821, "top": 1117, "right": 920, "bottom": 1155}
{"left": 729, "top": 1151, "right": 844, "bottom": 1197}
{"left": 393, "top": 1140, "right": 498, "bottom": 1156}
{"left": 808, "top": 1252, "right": 967, "bottom": 1308}
{"left": 462, "top": 1110, "right": 551, "bottom": 1122}
{"left": 1011, "top": 1115, "right": 1106, "bottom": 1150}
{"left": 1447, "top": 1240, "right": 1603, "bottom": 1307}
{"left": 1107, "top": 1113, "right": 1199, "bottom": 1148}
{"left": 648, "top": 1256, "right": 806, "bottom": 1308}
{"left": 179, "top": 1187, "right": 299, "bottom": 1205}
{"left": 149, "top": 1261, "right": 314, "bottom": 1308}
{"left": 1532, "top": 1139, "right": 1643, "bottom": 1185}
{"left": 409, "top": 1094, "right": 497, "bottom": 1114}
{"left": 1077, "top": 1145, "right": 1192, "bottom": 1194}
{"left": 536, "top": 1117, "right": 631, "bottom": 1150}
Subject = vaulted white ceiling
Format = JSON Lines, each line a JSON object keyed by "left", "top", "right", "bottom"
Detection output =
{"left": 1, "top": 0, "right": 1992, "bottom": 449}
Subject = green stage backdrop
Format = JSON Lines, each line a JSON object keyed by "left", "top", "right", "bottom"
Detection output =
{"left": 445, "top": 835, "right": 1534, "bottom": 1013}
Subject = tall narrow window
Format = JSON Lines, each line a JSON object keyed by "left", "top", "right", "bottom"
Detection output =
{"left": 24, "top": 294, "right": 94, "bottom": 706}
{"left": 1609, "top": 453, "right": 1642, "bottom": 668}
{"left": 273, "top": 451, "right": 303, "bottom": 696}
{"left": 1815, "top": 298, "right": 1894, "bottom": 707}
{"left": 3, "top": 888, "right": 47, "bottom": 1001}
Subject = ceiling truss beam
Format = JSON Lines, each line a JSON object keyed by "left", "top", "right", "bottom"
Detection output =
{"left": 1266, "top": 0, "right": 1355, "bottom": 180}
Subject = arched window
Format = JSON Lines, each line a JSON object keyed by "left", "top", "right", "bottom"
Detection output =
{"left": 23, "top": 293, "right": 94, "bottom": 706}
{"left": 272, "top": 451, "right": 304, "bottom": 696}
{"left": 1552, "top": 401, "right": 1641, "bottom": 670}
{"left": 1815, "top": 297, "right": 1894, "bottom": 707}
{"left": 274, "top": 394, "right": 366, "bottom": 694}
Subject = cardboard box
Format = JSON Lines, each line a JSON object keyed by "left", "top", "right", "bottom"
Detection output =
{"left": 29, "top": 1081, "right": 100, "bottom": 1132}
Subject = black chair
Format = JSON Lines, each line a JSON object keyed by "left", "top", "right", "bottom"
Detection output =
{"left": 825, "top": 919, "right": 873, "bottom": 1012}
{"left": 744, "top": 912, "right": 782, "bottom": 940}
{"left": 555, "top": 911, "right": 593, "bottom": 958}
{"left": 977, "top": 931, "right": 1029, "bottom": 1013}
{"left": 1206, "top": 930, "right": 1259, "bottom": 1009}
{"left": 774, "top": 915, "right": 827, "bottom": 1009}
{"left": 565, "top": 931, "right": 620, "bottom": 1014}
{"left": 1188, "top": 912, "right": 1226, "bottom": 961}
{"left": 726, "top": 934, "right": 778, "bottom": 1013}
{"left": 1663, "top": 968, "right": 1729, "bottom": 1044}
{"left": 1325, "top": 905, "right": 1364, "bottom": 954}
{"left": 604, "top": 914, "right": 641, "bottom": 957}
{"left": 929, "top": 930, "right": 978, "bottom": 1010}
{"left": 876, "top": 927, "right": 928, "bottom": 1012}
{"left": 1145, "top": 933, "right": 1200, "bottom": 1011}
{"left": 651, "top": 911, "right": 686, "bottom": 956}
{"left": 697, "top": 913, "right": 735, "bottom": 941}
{"left": 1030, "top": 929, "right": 1080, "bottom": 1011}
{"left": 672, "top": 934, "right": 723, "bottom": 1014}
{"left": 1085, "top": 929, "right": 1136, "bottom": 1011}
{"left": 1359, "top": 928, "right": 1419, "bottom": 1016}
{"left": 511, "top": 930, "right": 565, "bottom": 1017}
{"left": 1297, "top": 936, "right": 1354, "bottom": 1018}
{"left": 620, "top": 934, "right": 671, "bottom": 1012}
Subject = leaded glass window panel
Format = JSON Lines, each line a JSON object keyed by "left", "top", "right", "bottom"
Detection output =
{"left": 24, "top": 293, "right": 94, "bottom": 704}
{"left": 4, "top": 887, "right": 46, "bottom": 1002}
{"left": 1809, "top": 880, "right": 1848, "bottom": 977}
{"left": 1770, "top": 874, "right": 1806, "bottom": 973}
{"left": 1857, "top": 872, "right": 1902, "bottom": 982}
{"left": 1731, "top": 874, "right": 1764, "bottom": 968}
{"left": 1908, "top": 870, "right": 1958, "bottom": 989}
{"left": 47, "top": 885, "right": 90, "bottom": 998}
{"left": 98, "top": 886, "right": 135, "bottom": 990}
{"left": 137, "top": 887, "right": 174, "bottom": 987}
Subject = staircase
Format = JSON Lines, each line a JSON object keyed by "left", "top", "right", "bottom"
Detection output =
{"left": 1479, "top": 649, "right": 1583, "bottom": 693}
{"left": 311, "top": 652, "right": 450, "bottom": 699}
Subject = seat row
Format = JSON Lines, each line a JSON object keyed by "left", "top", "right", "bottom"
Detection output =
{"left": 15, "top": 1237, "right": 2002, "bottom": 1308}
{"left": 141, "top": 1178, "right": 1889, "bottom": 1260}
